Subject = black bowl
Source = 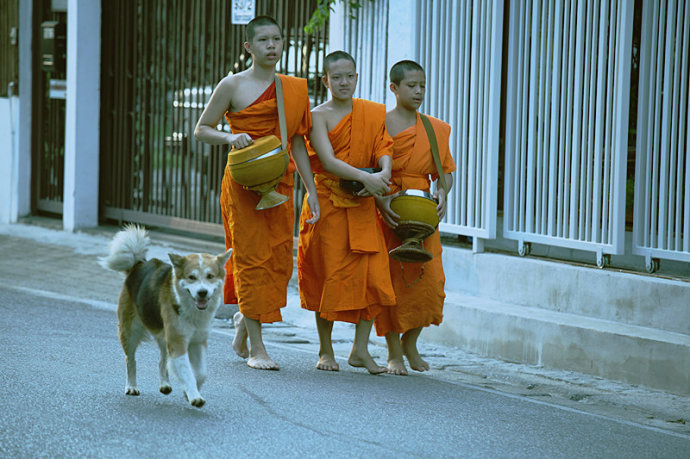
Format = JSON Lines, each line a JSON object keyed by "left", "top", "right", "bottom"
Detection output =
{"left": 339, "top": 168, "right": 382, "bottom": 195}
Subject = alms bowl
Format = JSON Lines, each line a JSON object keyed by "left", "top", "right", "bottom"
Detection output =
{"left": 390, "top": 189, "right": 439, "bottom": 227}
{"left": 339, "top": 167, "right": 382, "bottom": 195}
{"left": 227, "top": 135, "right": 288, "bottom": 188}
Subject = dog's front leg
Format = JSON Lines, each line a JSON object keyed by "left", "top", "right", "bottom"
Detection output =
{"left": 168, "top": 351, "right": 204, "bottom": 408}
{"left": 124, "top": 354, "right": 139, "bottom": 395}
{"left": 155, "top": 336, "right": 172, "bottom": 394}
{"left": 188, "top": 341, "right": 208, "bottom": 391}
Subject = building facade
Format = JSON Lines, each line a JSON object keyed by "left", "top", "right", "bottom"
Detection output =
{"left": 1, "top": 0, "right": 689, "bottom": 394}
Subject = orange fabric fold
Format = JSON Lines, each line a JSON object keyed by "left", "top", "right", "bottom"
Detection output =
{"left": 220, "top": 74, "right": 311, "bottom": 323}
{"left": 374, "top": 113, "right": 456, "bottom": 336}
{"left": 298, "top": 99, "right": 396, "bottom": 324}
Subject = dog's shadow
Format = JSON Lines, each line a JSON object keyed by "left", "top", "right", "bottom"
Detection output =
{"left": 116, "top": 392, "right": 217, "bottom": 419}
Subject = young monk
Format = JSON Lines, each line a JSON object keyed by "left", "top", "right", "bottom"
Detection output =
{"left": 374, "top": 60, "right": 456, "bottom": 375}
{"left": 297, "top": 51, "right": 396, "bottom": 374}
{"left": 194, "top": 16, "right": 320, "bottom": 371}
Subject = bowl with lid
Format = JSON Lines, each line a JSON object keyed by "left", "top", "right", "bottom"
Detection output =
{"left": 227, "top": 135, "right": 289, "bottom": 209}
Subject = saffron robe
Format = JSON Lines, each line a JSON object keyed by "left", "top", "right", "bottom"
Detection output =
{"left": 220, "top": 74, "right": 311, "bottom": 323}
{"left": 298, "top": 99, "right": 396, "bottom": 323}
{"left": 374, "top": 113, "right": 456, "bottom": 336}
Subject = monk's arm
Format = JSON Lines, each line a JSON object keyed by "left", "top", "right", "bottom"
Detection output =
{"left": 309, "top": 112, "right": 372, "bottom": 182}
{"left": 375, "top": 191, "right": 400, "bottom": 228}
{"left": 358, "top": 120, "right": 394, "bottom": 197}
{"left": 292, "top": 134, "right": 320, "bottom": 223}
{"left": 377, "top": 155, "right": 392, "bottom": 178}
{"left": 194, "top": 77, "right": 252, "bottom": 149}
{"left": 435, "top": 172, "right": 454, "bottom": 219}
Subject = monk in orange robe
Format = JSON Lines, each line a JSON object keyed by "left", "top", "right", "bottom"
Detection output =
{"left": 298, "top": 51, "right": 396, "bottom": 374}
{"left": 194, "top": 16, "right": 319, "bottom": 371}
{"left": 374, "top": 60, "right": 456, "bottom": 375}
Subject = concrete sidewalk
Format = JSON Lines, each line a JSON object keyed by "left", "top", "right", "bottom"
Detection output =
{"left": 0, "top": 219, "right": 688, "bottom": 436}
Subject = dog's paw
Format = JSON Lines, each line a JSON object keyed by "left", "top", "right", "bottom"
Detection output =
{"left": 159, "top": 385, "right": 172, "bottom": 395}
{"left": 189, "top": 396, "right": 206, "bottom": 408}
{"left": 125, "top": 387, "right": 140, "bottom": 396}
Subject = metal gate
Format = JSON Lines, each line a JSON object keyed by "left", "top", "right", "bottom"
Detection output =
{"left": 417, "top": 0, "right": 503, "bottom": 242}
{"left": 633, "top": 0, "right": 690, "bottom": 273}
{"left": 32, "top": 0, "right": 67, "bottom": 215}
{"left": 503, "top": 0, "right": 635, "bottom": 267}
{"left": 0, "top": 0, "right": 19, "bottom": 96}
{"left": 100, "top": 0, "right": 329, "bottom": 235}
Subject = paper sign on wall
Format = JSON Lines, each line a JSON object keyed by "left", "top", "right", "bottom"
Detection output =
{"left": 232, "top": 0, "right": 255, "bottom": 25}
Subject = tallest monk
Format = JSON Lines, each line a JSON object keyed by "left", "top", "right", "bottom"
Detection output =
{"left": 194, "top": 16, "right": 319, "bottom": 371}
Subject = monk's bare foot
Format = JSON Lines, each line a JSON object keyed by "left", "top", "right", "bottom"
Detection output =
{"left": 387, "top": 357, "right": 408, "bottom": 375}
{"left": 316, "top": 353, "right": 339, "bottom": 371}
{"left": 232, "top": 312, "right": 249, "bottom": 359}
{"left": 247, "top": 353, "right": 280, "bottom": 371}
{"left": 402, "top": 342, "right": 430, "bottom": 372}
{"left": 348, "top": 350, "right": 386, "bottom": 375}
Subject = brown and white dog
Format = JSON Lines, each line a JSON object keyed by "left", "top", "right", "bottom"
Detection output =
{"left": 100, "top": 224, "right": 231, "bottom": 408}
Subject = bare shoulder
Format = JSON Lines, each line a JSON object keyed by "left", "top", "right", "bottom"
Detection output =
{"left": 208, "top": 74, "right": 244, "bottom": 107}
{"left": 217, "top": 71, "right": 250, "bottom": 93}
{"left": 311, "top": 100, "right": 333, "bottom": 114}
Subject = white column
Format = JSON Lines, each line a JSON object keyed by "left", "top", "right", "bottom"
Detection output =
{"left": 384, "top": 0, "right": 418, "bottom": 108}
{"left": 0, "top": 96, "right": 19, "bottom": 224}
{"left": 10, "top": 0, "right": 34, "bottom": 223}
{"left": 328, "top": 2, "right": 346, "bottom": 55}
{"left": 63, "top": 0, "right": 101, "bottom": 231}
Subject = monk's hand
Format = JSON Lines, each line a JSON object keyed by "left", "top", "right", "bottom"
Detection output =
{"left": 434, "top": 189, "right": 448, "bottom": 220}
{"left": 374, "top": 194, "right": 400, "bottom": 229}
{"left": 359, "top": 171, "right": 390, "bottom": 197}
{"left": 305, "top": 192, "right": 320, "bottom": 224}
{"left": 229, "top": 133, "right": 253, "bottom": 149}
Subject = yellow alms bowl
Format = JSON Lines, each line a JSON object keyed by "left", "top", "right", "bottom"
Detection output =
{"left": 227, "top": 135, "right": 282, "bottom": 165}
{"left": 228, "top": 149, "right": 289, "bottom": 188}
{"left": 390, "top": 190, "right": 439, "bottom": 227}
{"left": 227, "top": 135, "right": 288, "bottom": 187}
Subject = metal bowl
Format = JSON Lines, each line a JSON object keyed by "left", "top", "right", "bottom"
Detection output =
{"left": 227, "top": 135, "right": 288, "bottom": 187}
{"left": 339, "top": 168, "right": 382, "bottom": 195}
{"left": 390, "top": 189, "right": 439, "bottom": 227}
{"left": 227, "top": 135, "right": 283, "bottom": 165}
{"left": 397, "top": 189, "right": 436, "bottom": 200}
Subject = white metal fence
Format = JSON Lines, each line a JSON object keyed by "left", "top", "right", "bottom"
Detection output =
{"left": 340, "top": 0, "right": 389, "bottom": 103}
{"left": 417, "top": 0, "right": 503, "bottom": 243}
{"left": 337, "top": 0, "right": 504, "bottom": 246}
{"left": 503, "top": 0, "right": 634, "bottom": 267}
{"left": 633, "top": 0, "right": 690, "bottom": 272}
{"left": 333, "top": 0, "right": 687, "bottom": 272}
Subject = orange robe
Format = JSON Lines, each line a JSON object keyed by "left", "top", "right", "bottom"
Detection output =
{"left": 220, "top": 74, "right": 311, "bottom": 323}
{"left": 374, "top": 113, "right": 456, "bottom": 336}
{"left": 298, "top": 99, "right": 396, "bottom": 323}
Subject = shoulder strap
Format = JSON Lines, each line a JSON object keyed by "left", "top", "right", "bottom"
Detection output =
{"left": 419, "top": 113, "right": 448, "bottom": 194}
{"left": 274, "top": 75, "right": 288, "bottom": 150}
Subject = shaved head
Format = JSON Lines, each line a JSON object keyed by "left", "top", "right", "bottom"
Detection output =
{"left": 246, "top": 16, "right": 282, "bottom": 42}
{"left": 390, "top": 60, "right": 425, "bottom": 85}
{"left": 323, "top": 50, "right": 356, "bottom": 75}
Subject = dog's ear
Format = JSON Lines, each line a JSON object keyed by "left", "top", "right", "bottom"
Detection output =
{"left": 168, "top": 253, "right": 185, "bottom": 268}
{"left": 216, "top": 248, "right": 232, "bottom": 269}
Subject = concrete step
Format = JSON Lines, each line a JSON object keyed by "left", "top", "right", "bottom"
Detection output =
{"left": 441, "top": 246, "right": 690, "bottom": 336}
{"left": 423, "top": 290, "right": 690, "bottom": 395}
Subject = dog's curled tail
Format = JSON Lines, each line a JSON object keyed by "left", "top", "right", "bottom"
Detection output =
{"left": 100, "top": 224, "right": 150, "bottom": 273}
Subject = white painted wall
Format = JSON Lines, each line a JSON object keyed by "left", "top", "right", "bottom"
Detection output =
{"left": 0, "top": 96, "right": 20, "bottom": 224}
{"left": 62, "top": 0, "right": 101, "bottom": 231}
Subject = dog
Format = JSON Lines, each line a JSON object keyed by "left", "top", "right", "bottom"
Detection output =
{"left": 100, "top": 224, "right": 231, "bottom": 408}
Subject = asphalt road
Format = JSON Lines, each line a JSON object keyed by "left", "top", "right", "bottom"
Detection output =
{"left": 1, "top": 286, "right": 689, "bottom": 458}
